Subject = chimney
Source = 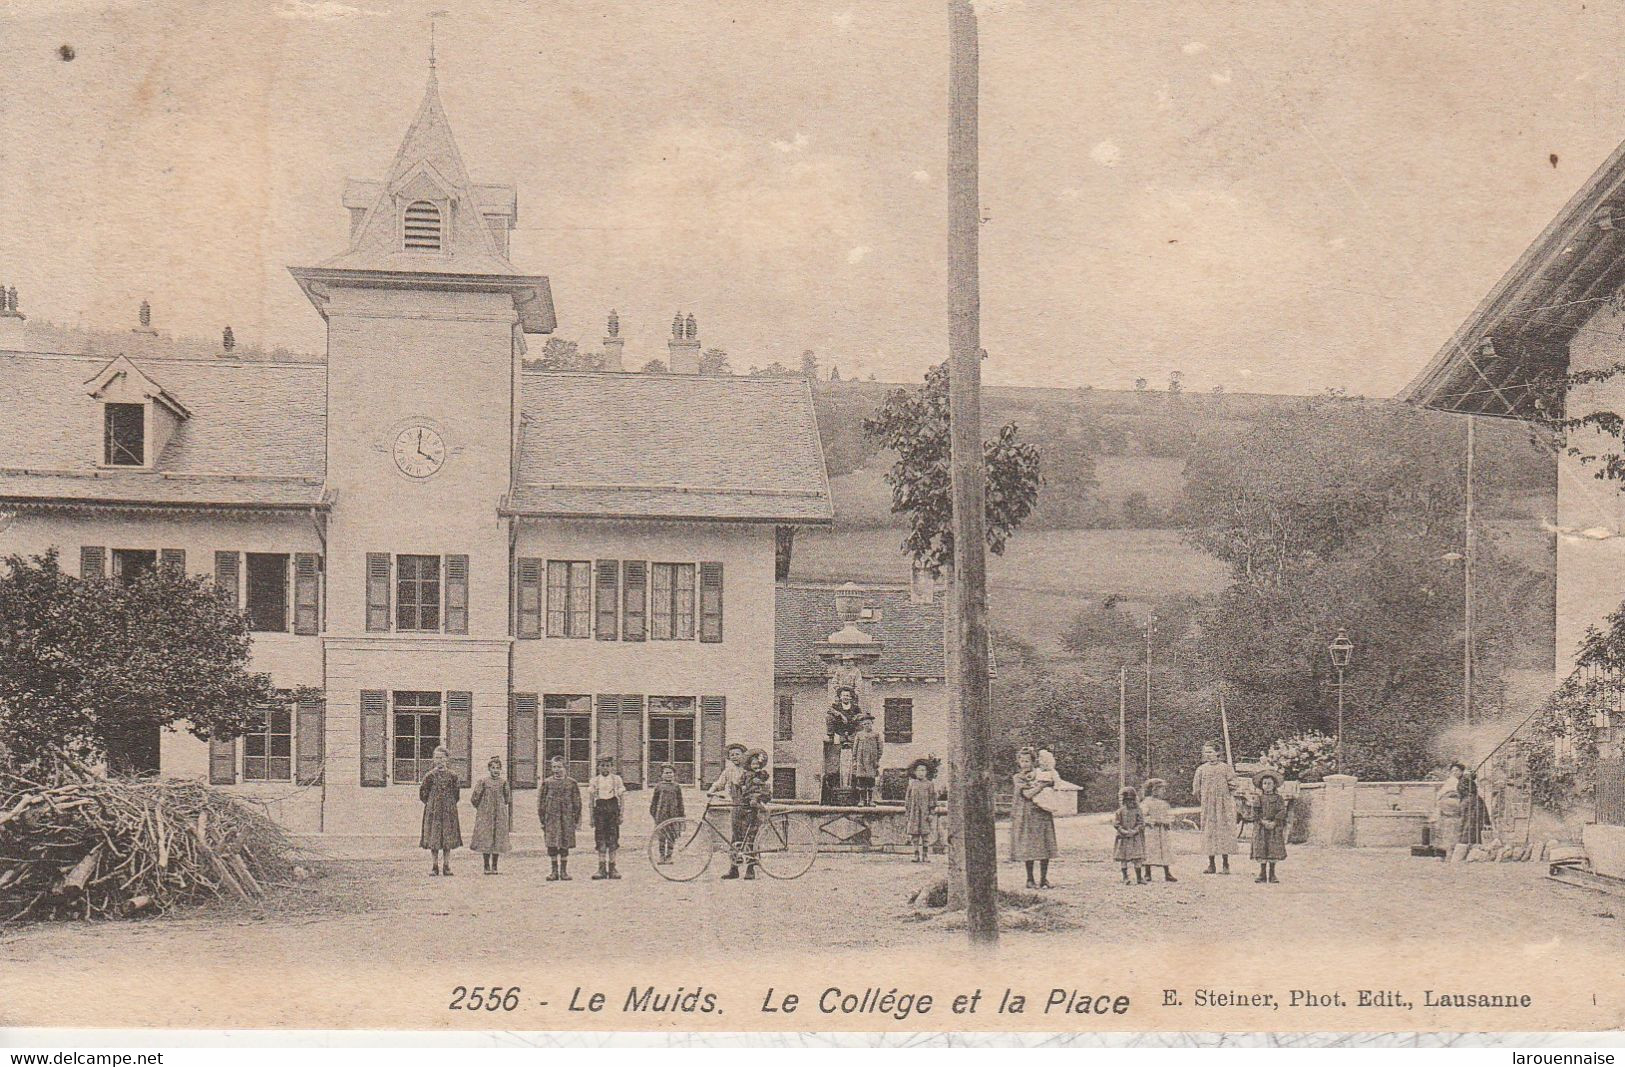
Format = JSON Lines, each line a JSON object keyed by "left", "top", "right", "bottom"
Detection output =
{"left": 910, "top": 563, "right": 937, "bottom": 606}
{"left": 667, "top": 310, "right": 700, "bottom": 374}
{"left": 0, "top": 284, "right": 24, "bottom": 348}
{"left": 132, "top": 299, "right": 157, "bottom": 336}
{"left": 602, "top": 309, "right": 625, "bottom": 371}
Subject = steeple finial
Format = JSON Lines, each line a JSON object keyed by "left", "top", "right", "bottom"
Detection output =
{"left": 428, "top": 10, "right": 448, "bottom": 74}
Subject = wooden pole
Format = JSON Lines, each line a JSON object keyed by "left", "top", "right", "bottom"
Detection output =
{"left": 1118, "top": 667, "right": 1127, "bottom": 792}
{"left": 1143, "top": 613, "right": 1154, "bottom": 778}
{"left": 1464, "top": 417, "right": 1475, "bottom": 728}
{"left": 947, "top": 0, "right": 998, "bottom": 946}
{"left": 1219, "top": 687, "right": 1233, "bottom": 766}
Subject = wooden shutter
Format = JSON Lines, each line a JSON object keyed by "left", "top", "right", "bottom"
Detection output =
{"left": 214, "top": 551, "right": 240, "bottom": 606}
{"left": 79, "top": 546, "right": 106, "bottom": 579}
{"left": 295, "top": 695, "right": 325, "bottom": 785}
{"left": 360, "top": 690, "right": 388, "bottom": 786}
{"left": 293, "top": 553, "right": 321, "bottom": 635}
{"left": 516, "top": 558, "right": 543, "bottom": 639}
{"left": 444, "top": 554, "right": 469, "bottom": 635}
{"left": 160, "top": 548, "right": 186, "bottom": 574}
{"left": 884, "top": 697, "right": 914, "bottom": 743}
{"left": 775, "top": 693, "right": 794, "bottom": 742}
{"left": 701, "top": 695, "right": 726, "bottom": 787}
{"left": 365, "top": 553, "right": 391, "bottom": 632}
{"left": 699, "top": 562, "right": 724, "bottom": 643}
{"left": 509, "top": 692, "right": 539, "bottom": 789}
{"left": 618, "top": 695, "right": 644, "bottom": 788}
{"left": 208, "top": 735, "right": 237, "bottom": 785}
{"left": 595, "top": 559, "right": 619, "bottom": 640}
{"left": 446, "top": 690, "right": 474, "bottom": 786}
{"left": 621, "top": 561, "right": 647, "bottom": 642}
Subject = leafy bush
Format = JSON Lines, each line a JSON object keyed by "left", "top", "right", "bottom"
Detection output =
{"left": 1262, "top": 732, "right": 1338, "bottom": 782}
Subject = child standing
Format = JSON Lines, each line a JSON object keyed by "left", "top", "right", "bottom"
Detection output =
{"left": 903, "top": 757, "right": 935, "bottom": 862}
{"left": 1250, "top": 770, "right": 1289, "bottom": 883}
{"left": 725, "top": 748, "right": 772, "bottom": 880}
{"left": 589, "top": 755, "right": 627, "bottom": 880}
{"left": 418, "top": 746, "right": 463, "bottom": 877}
{"left": 649, "top": 763, "right": 686, "bottom": 864}
{"left": 1140, "top": 777, "right": 1177, "bottom": 883}
{"left": 537, "top": 755, "right": 582, "bottom": 881}
{"left": 1113, "top": 786, "right": 1147, "bottom": 884}
{"left": 851, "top": 716, "right": 883, "bottom": 806}
{"left": 469, "top": 756, "right": 512, "bottom": 875}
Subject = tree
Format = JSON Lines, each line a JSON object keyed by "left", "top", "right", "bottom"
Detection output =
{"left": 862, "top": 359, "right": 1042, "bottom": 576}
{"left": 0, "top": 550, "right": 280, "bottom": 773}
{"left": 640, "top": 359, "right": 669, "bottom": 374}
{"left": 1134, "top": 377, "right": 1149, "bottom": 393}
{"left": 829, "top": 365, "right": 841, "bottom": 383}
{"left": 698, "top": 348, "right": 733, "bottom": 376}
{"left": 524, "top": 337, "right": 604, "bottom": 373}
{"left": 801, "top": 349, "right": 819, "bottom": 381}
{"left": 1168, "top": 370, "right": 1184, "bottom": 396}
{"left": 748, "top": 361, "right": 798, "bottom": 378}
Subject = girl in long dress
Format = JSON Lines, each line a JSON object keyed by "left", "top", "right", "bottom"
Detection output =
{"left": 1113, "top": 787, "right": 1147, "bottom": 884}
{"left": 1010, "top": 746, "right": 1058, "bottom": 889}
{"left": 469, "top": 756, "right": 512, "bottom": 875}
{"left": 903, "top": 758, "right": 936, "bottom": 862}
{"left": 649, "top": 763, "right": 686, "bottom": 864}
{"left": 1249, "top": 770, "right": 1289, "bottom": 883}
{"left": 1191, "top": 742, "right": 1240, "bottom": 874}
{"left": 537, "top": 755, "right": 583, "bottom": 881}
{"left": 1140, "top": 777, "right": 1177, "bottom": 883}
{"left": 1457, "top": 768, "right": 1493, "bottom": 848}
{"left": 419, "top": 746, "right": 463, "bottom": 877}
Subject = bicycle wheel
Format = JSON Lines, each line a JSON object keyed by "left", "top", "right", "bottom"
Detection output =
{"left": 649, "top": 817, "right": 723, "bottom": 882}
{"left": 753, "top": 812, "right": 818, "bottom": 879}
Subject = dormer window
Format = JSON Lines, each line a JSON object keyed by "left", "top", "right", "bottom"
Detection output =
{"left": 403, "top": 200, "right": 442, "bottom": 252}
{"left": 103, "top": 403, "right": 145, "bottom": 466}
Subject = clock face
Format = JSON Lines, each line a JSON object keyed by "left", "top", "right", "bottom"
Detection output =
{"left": 393, "top": 426, "right": 447, "bottom": 479}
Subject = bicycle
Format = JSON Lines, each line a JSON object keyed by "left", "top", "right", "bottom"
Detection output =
{"left": 648, "top": 799, "right": 819, "bottom": 881}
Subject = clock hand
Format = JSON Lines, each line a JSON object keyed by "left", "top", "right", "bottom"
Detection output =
{"left": 416, "top": 430, "right": 431, "bottom": 459}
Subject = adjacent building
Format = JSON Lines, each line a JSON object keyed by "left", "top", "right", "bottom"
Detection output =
{"left": 0, "top": 73, "right": 834, "bottom": 833}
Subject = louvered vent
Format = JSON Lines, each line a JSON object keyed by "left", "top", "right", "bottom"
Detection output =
{"left": 403, "top": 200, "right": 442, "bottom": 251}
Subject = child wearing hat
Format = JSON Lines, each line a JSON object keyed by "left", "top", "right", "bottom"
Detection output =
{"left": 903, "top": 757, "right": 936, "bottom": 862}
{"left": 1113, "top": 785, "right": 1147, "bottom": 884}
{"left": 1249, "top": 770, "right": 1289, "bottom": 883}
{"left": 1139, "top": 777, "right": 1177, "bottom": 882}
{"left": 649, "top": 763, "right": 686, "bottom": 864}
{"left": 537, "top": 755, "right": 583, "bottom": 881}
{"left": 852, "top": 716, "right": 883, "bottom": 806}
{"left": 469, "top": 755, "right": 512, "bottom": 875}
{"left": 589, "top": 754, "right": 627, "bottom": 880}
{"left": 724, "top": 748, "right": 772, "bottom": 880}
{"left": 419, "top": 746, "right": 463, "bottom": 877}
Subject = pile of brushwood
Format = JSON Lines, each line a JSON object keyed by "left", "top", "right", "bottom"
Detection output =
{"left": 0, "top": 764, "right": 310, "bottom": 923}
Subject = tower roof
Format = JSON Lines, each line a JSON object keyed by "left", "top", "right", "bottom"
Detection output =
{"left": 290, "top": 73, "right": 555, "bottom": 333}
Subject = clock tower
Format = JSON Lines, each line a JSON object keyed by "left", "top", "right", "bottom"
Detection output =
{"left": 290, "top": 72, "right": 555, "bottom": 829}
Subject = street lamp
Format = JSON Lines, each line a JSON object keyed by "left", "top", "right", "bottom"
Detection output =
{"left": 1328, "top": 629, "right": 1354, "bottom": 775}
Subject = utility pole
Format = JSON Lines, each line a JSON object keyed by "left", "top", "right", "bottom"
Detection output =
{"left": 1144, "top": 613, "right": 1155, "bottom": 779}
{"left": 1464, "top": 417, "right": 1475, "bottom": 728}
{"left": 946, "top": 0, "right": 998, "bottom": 946}
{"left": 1118, "top": 667, "right": 1127, "bottom": 793}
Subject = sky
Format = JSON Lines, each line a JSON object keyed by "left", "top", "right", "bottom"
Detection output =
{"left": 4, "top": 0, "right": 1625, "bottom": 394}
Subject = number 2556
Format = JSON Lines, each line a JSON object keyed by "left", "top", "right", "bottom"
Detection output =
{"left": 449, "top": 986, "right": 521, "bottom": 1011}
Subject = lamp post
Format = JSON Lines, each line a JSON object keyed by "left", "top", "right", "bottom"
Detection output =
{"left": 1328, "top": 629, "right": 1354, "bottom": 775}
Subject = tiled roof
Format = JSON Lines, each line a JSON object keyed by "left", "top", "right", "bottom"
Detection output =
{"left": 0, "top": 350, "right": 326, "bottom": 509}
{"left": 509, "top": 372, "right": 832, "bottom": 524}
{"left": 775, "top": 582, "right": 946, "bottom": 680}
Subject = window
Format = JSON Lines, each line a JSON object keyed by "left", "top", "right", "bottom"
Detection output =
{"left": 650, "top": 563, "right": 695, "bottom": 640}
{"left": 103, "top": 403, "right": 145, "bottom": 466}
{"left": 880, "top": 767, "right": 911, "bottom": 802}
{"left": 245, "top": 553, "right": 289, "bottom": 632}
{"left": 775, "top": 694, "right": 794, "bottom": 742}
{"left": 111, "top": 548, "right": 157, "bottom": 583}
{"left": 543, "top": 694, "right": 592, "bottom": 783}
{"left": 403, "top": 200, "right": 442, "bottom": 251}
{"left": 396, "top": 554, "right": 441, "bottom": 632}
{"left": 242, "top": 701, "right": 293, "bottom": 781}
{"left": 773, "top": 766, "right": 798, "bottom": 800}
{"left": 884, "top": 697, "right": 914, "bottom": 744}
{"left": 546, "top": 560, "right": 591, "bottom": 637}
{"left": 648, "top": 697, "right": 697, "bottom": 784}
{"left": 392, "top": 691, "right": 442, "bottom": 783}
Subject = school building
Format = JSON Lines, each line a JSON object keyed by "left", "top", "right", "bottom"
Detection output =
{"left": 0, "top": 73, "right": 838, "bottom": 834}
